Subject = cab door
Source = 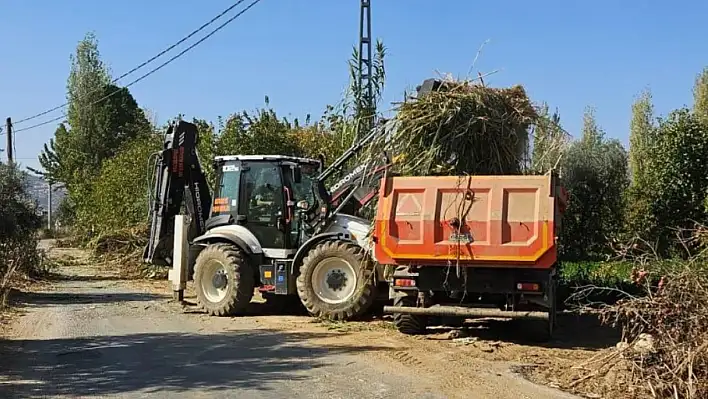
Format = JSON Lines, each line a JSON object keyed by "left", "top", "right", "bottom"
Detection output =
{"left": 237, "top": 161, "right": 289, "bottom": 252}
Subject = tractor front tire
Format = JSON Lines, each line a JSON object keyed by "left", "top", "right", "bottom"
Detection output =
{"left": 193, "top": 243, "right": 254, "bottom": 316}
{"left": 296, "top": 240, "right": 376, "bottom": 321}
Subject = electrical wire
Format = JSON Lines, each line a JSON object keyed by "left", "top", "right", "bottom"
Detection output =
{"left": 12, "top": 114, "right": 65, "bottom": 133}
{"left": 14, "top": 0, "right": 263, "bottom": 134}
{"left": 12, "top": 0, "right": 253, "bottom": 126}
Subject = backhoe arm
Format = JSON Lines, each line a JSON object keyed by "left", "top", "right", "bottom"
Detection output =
{"left": 143, "top": 120, "right": 212, "bottom": 266}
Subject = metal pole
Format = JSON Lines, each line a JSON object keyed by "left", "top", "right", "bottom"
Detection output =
{"left": 5, "top": 117, "right": 13, "bottom": 165}
{"left": 357, "top": 0, "right": 374, "bottom": 140}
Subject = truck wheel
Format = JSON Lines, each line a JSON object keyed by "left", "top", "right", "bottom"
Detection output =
{"left": 529, "top": 278, "right": 557, "bottom": 342}
{"left": 296, "top": 240, "right": 376, "bottom": 321}
{"left": 193, "top": 243, "right": 254, "bottom": 316}
{"left": 392, "top": 295, "right": 427, "bottom": 335}
{"left": 546, "top": 278, "right": 558, "bottom": 339}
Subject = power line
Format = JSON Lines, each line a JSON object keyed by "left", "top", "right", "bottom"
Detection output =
{"left": 12, "top": 114, "right": 65, "bottom": 133}
{"left": 12, "top": 0, "right": 252, "bottom": 126}
{"left": 14, "top": 0, "right": 263, "bottom": 134}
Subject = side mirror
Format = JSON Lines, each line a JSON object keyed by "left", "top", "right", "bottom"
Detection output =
{"left": 292, "top": 167, "right": 302, "bottom": 184}
{"left": 296, "top": 200, "right": 310, "bottom": 210}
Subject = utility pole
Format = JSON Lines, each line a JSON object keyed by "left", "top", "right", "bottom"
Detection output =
{"left": 357, "top": 0, "right": 374, "bottom": 140}
{"left": 47, "top": 182, "right": 53, "bottom": 231}
{"left": 5, "top": 117, "right": 13, "bottom": 165}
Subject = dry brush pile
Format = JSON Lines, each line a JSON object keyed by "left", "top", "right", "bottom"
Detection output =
{"left": 593, "top": 262, "right": 708, "bottom": 398}
{"left": 85, "top": 225, "right": 155, "bottom": 278}
{"left": 562, "top": 240, "right": 708, "bottom": 399}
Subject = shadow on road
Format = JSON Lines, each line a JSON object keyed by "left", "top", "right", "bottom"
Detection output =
{"left": 10, "top": 291, "right": 166, "bottom": 306}
{"left": 45, "top": 272, "right": 139, "bottom": 282}
{"left": 0, "top": 329, "right": 392, "bottom": 398}
{"left": 424, "top": 312, "right": 620, "bottom": 350}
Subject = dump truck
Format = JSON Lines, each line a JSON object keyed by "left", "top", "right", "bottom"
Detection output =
{"left": 377, "top": 173, "right": 567, "bottom": 339}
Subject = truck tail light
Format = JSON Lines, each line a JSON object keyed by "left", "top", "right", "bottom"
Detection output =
{"left": 516, "top": 282, "right": 540, "bottom": 292}
{"left": 394, "top": 278, "right": 416, "bottom": 287}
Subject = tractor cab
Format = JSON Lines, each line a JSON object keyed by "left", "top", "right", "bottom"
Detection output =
{"left": 208, "top": 155, "right": 322, "bottom": 252}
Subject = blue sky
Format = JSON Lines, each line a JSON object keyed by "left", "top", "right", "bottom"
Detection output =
{"left": 1, "top": 0, "right": 707, "bottom": 172}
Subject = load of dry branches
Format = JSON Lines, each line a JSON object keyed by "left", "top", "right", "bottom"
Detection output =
{"left": 365, "top": 77, "right": 538, "bottom": 177}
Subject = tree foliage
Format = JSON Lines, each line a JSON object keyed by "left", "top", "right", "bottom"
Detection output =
{"left": 34, "top": 33, "right": 151, "bottom": 232}
{"left": 631, "top": 109, "right": 708, "bottom": 257}
{"left": 0, "top": 163, "right": 42, "bottom": 286}
{"left": 628, "top": 89, "right": 655, "bottom": 185}
{"left": 220, "top": 102, "right": 300, "bottom": 157}
{"left": 0, "top": 164, "right": 41, "bottom": 241}
{"left": 530, "top": 102, "right": 566, "bottom": 173}
{"left": 193, "top": 118, "right": 218, "bottom": 190}
{"left": 349, "top": 39, "right": 387, "bottom": 137}
{"left": 78, "top": 134, "right": 161, "bottom": 232}
{"left": 289, "top": 125, "right": 349, "bottom": 161}
{"left": 559, "top": 107, "right": 629, "bottom": 260}
{"left": 694, "top": 67, "right": 708, "bottom": 124}
{"left": 623, "top": 89, "right": 658, "bottom": 246}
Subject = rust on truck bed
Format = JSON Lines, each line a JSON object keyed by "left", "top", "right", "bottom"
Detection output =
{"left": 373, "top": 174, "right": 566, "bottom": 268}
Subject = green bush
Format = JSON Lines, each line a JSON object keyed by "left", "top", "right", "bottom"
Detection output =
{"left": 0, "top": 163, "right": 43, "bottom": 303}
{"left": 559, "top": 261, "right": 633, "bottom": 287}
{"left": 558, "top": 109, "right": 629, "bottom": 261}
{"left": 77, "top": 134, "right": 161, "bottom": 233}
{"left": 629, "top": 109, "right": 708, "bottom": 258}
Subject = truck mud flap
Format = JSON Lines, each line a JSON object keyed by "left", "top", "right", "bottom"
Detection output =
{"left": 383, "top": 305, "right": 549, "bottom": 321}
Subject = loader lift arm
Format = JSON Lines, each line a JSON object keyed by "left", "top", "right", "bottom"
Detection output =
{"left": 143, "top": 120, "right": 212, "bottom": 266}
{"left": 315, "top": 119, "right": 392, "bottom": 224}
{"left": 322, "top": 79, "right": 457, "bottom": 218}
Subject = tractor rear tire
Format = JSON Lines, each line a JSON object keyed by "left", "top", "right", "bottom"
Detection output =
{"left": 193, "top": 243, "right": 254, "bottom": 316}
{"left": 296, "top": 240, "right": 376, "bottom": 321}
{"left": 392, "top": 295, "right": 428, "bottom": 335}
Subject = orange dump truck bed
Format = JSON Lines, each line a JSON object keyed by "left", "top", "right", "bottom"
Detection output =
{"left": 373, "top": 174, "right": 566, "bottom": 269}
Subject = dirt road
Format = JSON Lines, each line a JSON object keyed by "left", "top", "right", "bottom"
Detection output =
{"left": 0, "top": 242, "right": 603, "bottom": 398}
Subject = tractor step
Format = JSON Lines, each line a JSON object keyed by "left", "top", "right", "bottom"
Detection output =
{"left": 259, "top": 260, "right": 293, "bottom": 295}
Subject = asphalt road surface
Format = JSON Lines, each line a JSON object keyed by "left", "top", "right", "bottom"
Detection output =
{"left": 0, "top": 242, "right": 579, "bottom": 399}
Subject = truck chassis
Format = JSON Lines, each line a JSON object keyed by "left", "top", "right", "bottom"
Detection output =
{"left": 385, "top": 265, "right": 558, "bottom": 340}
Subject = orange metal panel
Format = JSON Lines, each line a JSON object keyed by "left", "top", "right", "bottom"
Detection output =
{"left": 373, "top": 175, "right": 563, "bottom": 269}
